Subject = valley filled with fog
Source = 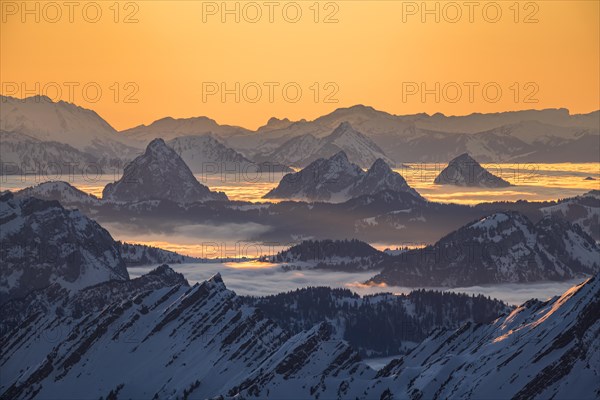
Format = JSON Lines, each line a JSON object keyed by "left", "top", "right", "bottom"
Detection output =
{"left": 127, "top": 262, "right": 587, "bottom": 305}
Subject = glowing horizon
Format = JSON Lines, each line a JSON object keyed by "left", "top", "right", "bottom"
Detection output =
{"left": 1, "top": 1, "right": 598, "bottom": 130}
{"left": 1, "top": 92, "right": 599, "bottom": 133}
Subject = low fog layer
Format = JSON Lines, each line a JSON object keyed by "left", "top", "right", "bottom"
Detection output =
{"left": 127, "top": 262, "right": 587, "bottom": 305}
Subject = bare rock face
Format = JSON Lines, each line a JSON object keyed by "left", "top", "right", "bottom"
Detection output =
{"left": 102, "top": 138, "right": 228, "bottom": 203}
{"left": 434, "top": 153, "right": 511, "bottom": 187}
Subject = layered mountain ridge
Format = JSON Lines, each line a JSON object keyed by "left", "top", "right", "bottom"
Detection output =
{"left": 0, "top": 95, "right": 139, "bottom": 161}
{"left": 2, "top": 96, "right": 598, "bottom": 177}
{"left": 369, "top": 211, "right": 600, "bottom": 287}
{"left": 257, "top": 122, "right": 396, "bottom": 169}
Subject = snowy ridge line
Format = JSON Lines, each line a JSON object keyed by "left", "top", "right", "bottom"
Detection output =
{"left": 2, "top": 96, "right": 598, "bottom": 171}
{"left": 3, "top": 268, "right": 597, "bottom": 399}
{"left": 369, "top": 210, "right": 600, "bottom": 287}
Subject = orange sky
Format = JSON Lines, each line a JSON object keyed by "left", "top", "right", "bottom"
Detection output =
{"left": 1, "top": 0, "right": 599, "bottom": 130}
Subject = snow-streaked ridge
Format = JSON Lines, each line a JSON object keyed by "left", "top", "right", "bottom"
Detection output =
{"left": 1, "top": 263, "right": 598, "bottom": 399}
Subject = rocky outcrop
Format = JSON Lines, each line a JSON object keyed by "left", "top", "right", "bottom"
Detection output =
{"left": 434, "top": 153, "right": 511, "bottom": 187}
{"left": 102, "top": 138, "right": 228, "bottom": 203}
{"left": 264, "top": 151, "right": 422, "bottom": 202}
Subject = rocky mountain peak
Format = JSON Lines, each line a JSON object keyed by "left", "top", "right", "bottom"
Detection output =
{"left": 329, "top": 149, "right": 352, "bottom": 164}
{"left": 147, "top": 137, "right": 168, "bottom": 151}
{"left": 147, "top": 264, "right": 187, "bottom": 283}
{"left": 102, "top": 137, "right": 228, "bottom": 203}
{"left": 264, "top": 152, "right": 421, "bottom": 202}
{"left": 367, "top": 158, "right": 393, "bottom": 174}
{"left": 434, "top": 153, "right": 511, "bottom": 187}
{"left": 207, "top": 272, "right": 224, "bottom": 285}
{"left": 454, "top": 152, "right": 475, "bottom": 162}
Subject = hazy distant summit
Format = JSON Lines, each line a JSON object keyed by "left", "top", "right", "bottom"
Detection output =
{"left": 0, "top": 94, "right": 139, "bottom": 161}
{"left": 434, "top": 153, "right": 511, "bottom": 188}
{"left": 165, "top": 134, "right": 292, "bottom": 174}
{"left": 120, "top": 115, "right": 250, "bottom": 142}
{"left": 259, "top": 122, "right": 396, "bottom": 169}
{"left": 2, "top": 95, "right": 598, "bottom": 176}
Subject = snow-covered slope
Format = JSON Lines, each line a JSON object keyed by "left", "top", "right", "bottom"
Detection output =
{"left": 480, "top": 119, "right": 594, "bottom": 146}
{"left": 264, "top": 151, "right": 422, "bottom": 202}
{"left": 350, "top": 158, "right": 421, "bottom": 199}
{"left": 1, "top": 261, "right": 598, "bottom": 399}
{"left": 357, "top": 274, "right": 600, "bottom": 400}
{"left": 0, "top": 267, "right": 354, "bottom": 400}
{"left": 434, "top": 153, "right": 511, "bottom": 187}
{"left": 259, "top": 133, "right": 322, "bottom": 166}
{"left": 4, "top": 97, "right": 596, "bottom": 164}
{"left": 232, "top": 105, "right": 599, "bottom": 163}
{"left": 370, "top": 211, "right": 600, "bottom": 287}
{"left": 416, "top": 108, "right": 599, "bottom": 133}
{"left": 541, "top": 190, "right": 600, "bottom": 240}
{"left": 0, "top": 95, "right": 139, "bottom": 160}
{"left": 102, "top": 138, "right": 228, "bottom": 203}
{"left": 15, "top": 181, "right": 100, "bottom": 206}
{"left": 323, "top": 122, "right": 395, "bottom": 167}
{"left": 166, "top": 134, "right": 291, "bottom": 174}
{"left": 261, "top": 122, "right": 395, "bottom": 168}
{"left": 0, "top": 192, "right": 129, "bottom": 304}
{"left": 0, "top": 131, "right": 109, "bottom": 175}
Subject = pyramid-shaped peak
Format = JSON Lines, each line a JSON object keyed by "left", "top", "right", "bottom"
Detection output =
{"left": 434, "top": 153, "right": 510, "bottom": 188}
{"left": 144, "top": 138, "right": 180, "bottom": 160}
{"left": 330, "top": 150, "right": 350, "bottom": 163}
{"left": 333, "top": 121, "right": 355, "bottom": 132}
{"left": 208, "top": 272, "right": 224, "bottom": 285}
{"left": 149, "top": 264, "right": 176, "bottom": 276}
{"left": 368, "top": 158, "right": 393, "bottom": 172}
{"left": 102, "top": 137, "right": 228, "bottom": 203}
{"left": 148, "top": 137, "right": 167, "bottom": 148}
{"left": 452, "top": 153, "right": 478, "bottom": 163}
